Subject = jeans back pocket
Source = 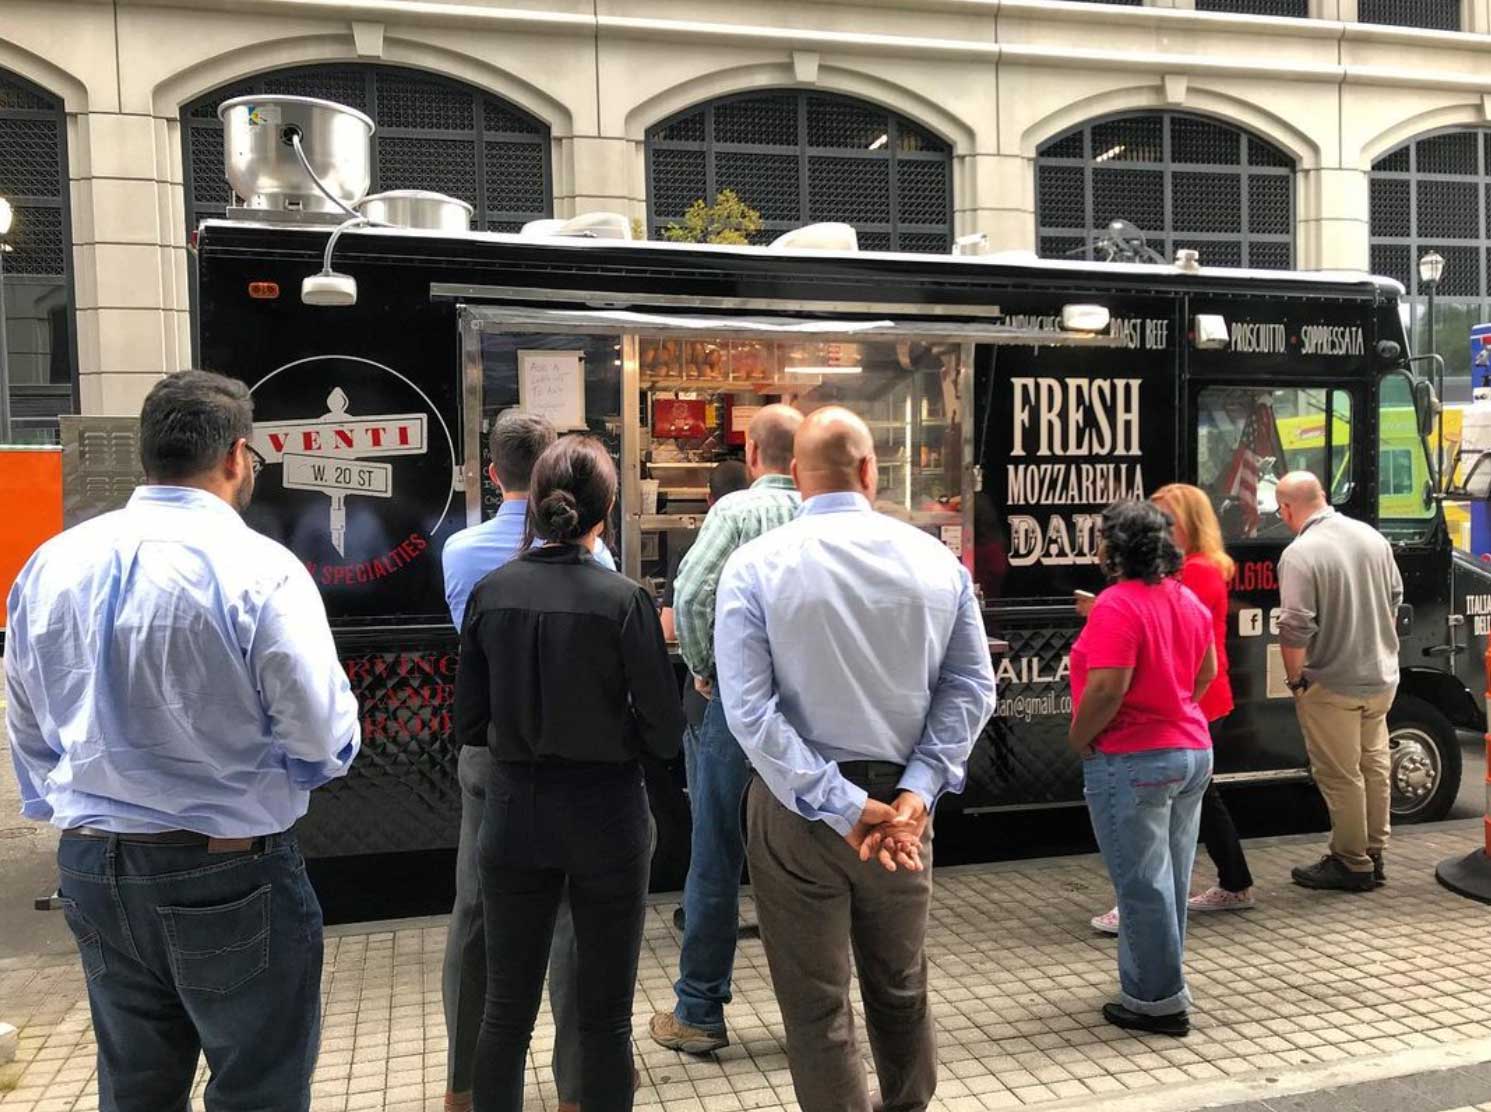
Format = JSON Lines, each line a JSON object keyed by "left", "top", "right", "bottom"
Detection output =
{"left": 157, "top": 884, "right": 272, "bottom": 995}
{"left": 58, "top": 897, "right": 107, "bottom": 982}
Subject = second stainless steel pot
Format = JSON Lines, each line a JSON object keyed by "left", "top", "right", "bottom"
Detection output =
{"left": 357, "top": 190, "right": 473, "bottom": 232}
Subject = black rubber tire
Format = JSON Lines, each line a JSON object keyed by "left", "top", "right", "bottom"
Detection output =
{"left": 1388, "top": 695, "right": 1463, "bottom": 824}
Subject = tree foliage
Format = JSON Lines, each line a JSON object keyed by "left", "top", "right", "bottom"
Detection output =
{"left": 662, "top": 189, "right": 763, "bottom": 246}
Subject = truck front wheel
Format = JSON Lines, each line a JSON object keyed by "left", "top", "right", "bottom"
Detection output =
{"left": 1388, "top": 696, "right": 1463, "bottom": 824}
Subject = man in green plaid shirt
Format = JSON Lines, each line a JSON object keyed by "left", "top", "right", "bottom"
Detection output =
{"left": 651, "top": 403, "right": 803, "bottom": 1055}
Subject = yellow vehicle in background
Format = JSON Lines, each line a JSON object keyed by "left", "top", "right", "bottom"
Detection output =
{"left": 1275, "top": 406, "right": 1464, "bottom": 541}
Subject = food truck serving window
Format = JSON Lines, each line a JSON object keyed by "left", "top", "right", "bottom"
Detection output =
{"left": 1195, "top": 385, "right": 1353, "bottom": 543}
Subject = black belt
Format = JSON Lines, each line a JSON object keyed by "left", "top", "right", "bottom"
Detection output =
{"left": 62, "top": 827, "right": 270, "bottom": 854}
{"left": 837, "top": 760, "right": 907, "bottom": 793}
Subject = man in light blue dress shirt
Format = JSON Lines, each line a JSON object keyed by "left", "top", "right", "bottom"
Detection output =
{"left": 716, "top": 407, "right": 996, "bottom": 1112}
{"left": 6, "top": 370, "right": 360, "bottom": 1112}
{"left": 439, "top": 410, "right": 614, "bottom": 1112}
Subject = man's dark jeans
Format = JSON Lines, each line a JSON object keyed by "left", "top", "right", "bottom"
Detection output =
{"left": 474, "top": 760, "right": 650, "bottom": 1112}
{"left": 56, "top": 831, "right": 324, "bottom": 1112}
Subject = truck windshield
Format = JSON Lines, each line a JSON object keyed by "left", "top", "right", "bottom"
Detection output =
{"left": 1195, "top": 385, "right": 1352, "bottom": 543}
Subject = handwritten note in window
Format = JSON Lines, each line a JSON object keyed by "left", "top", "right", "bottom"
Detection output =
{"left": 518, "top": 350, "right": 586, "bottom": 430}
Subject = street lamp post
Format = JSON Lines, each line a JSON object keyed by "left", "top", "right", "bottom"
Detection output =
{"left": 0, "top": 196, "right": 12, "bottom": 444}
{"left": 1419, "top": 250, "right": 1445, "bottom": 364}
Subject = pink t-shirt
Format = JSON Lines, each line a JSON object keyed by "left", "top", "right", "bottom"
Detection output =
{"left": 1070, "top": 578, "right": 1213, "bottom": 754}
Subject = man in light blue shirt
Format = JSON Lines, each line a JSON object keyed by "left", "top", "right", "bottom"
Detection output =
{"left": 6, "top": 370, "right": 359, "bottom": 1112}
{"left": 438, "top": 409, "right": 611, "bottom": 1112}
{"left": 716, "top": 406, "right": 996, "bottom": 1112}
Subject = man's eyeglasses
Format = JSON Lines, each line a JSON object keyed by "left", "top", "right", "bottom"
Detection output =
{"left": 244, "top": 442, "right": 266, "bottom": 477}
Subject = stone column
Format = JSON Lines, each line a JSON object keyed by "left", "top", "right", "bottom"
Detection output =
{"left": 957, "top": 153, "right": 1036, "bottom": 253}
{"left": 1297, "top": 166, "right": 1370, "bottom": 271}
{"left": 556, "top": 135, "right": 641, "bottom": 221}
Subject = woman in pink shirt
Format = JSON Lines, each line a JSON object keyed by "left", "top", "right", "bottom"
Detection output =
{"left": 1089, "top": 484, "right": 1256, "bottom": 934}
{"left": 1069, "top": 500, "right": 1216, "bottom": 1038}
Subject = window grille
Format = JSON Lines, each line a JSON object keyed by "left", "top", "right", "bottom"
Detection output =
{"left": 1358, "top": 0, "right": 1459, "bottom": 31}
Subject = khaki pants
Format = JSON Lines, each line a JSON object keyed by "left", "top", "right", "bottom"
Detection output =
{"left": 745, "top": 778, "right": 936, "bottom": 1112}
{"left": 1294, "top": 682, "right": 1396, "bottom": 873}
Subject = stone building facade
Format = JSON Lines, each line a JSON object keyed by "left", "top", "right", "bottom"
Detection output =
{"left": 6, "top": 0, "right": 1491, "bottom": 434}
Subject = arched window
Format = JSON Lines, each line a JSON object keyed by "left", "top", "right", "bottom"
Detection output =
{"left": 646, "top": 91, "right": 954, "bottom": 253}
{"left": 0, "top": 69, "right": 74, "bottom": 442}
{"left": 1370, "top": 128, "right": 1491, "bottom": 389}
{"left": 1036, "top": 111, "right": 1295, "bottom": 270}
{"left": 181, "top": 65, "right": 553, "bottom": 235}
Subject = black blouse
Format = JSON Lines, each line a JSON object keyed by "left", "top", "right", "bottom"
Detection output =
{"left": 454, "top": 545, "right": 683, "bottom": 764}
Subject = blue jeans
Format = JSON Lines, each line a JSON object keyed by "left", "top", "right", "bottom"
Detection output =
{"left": 1083, "top": 747, "right": 1213, "bottom": 1017}
{"left": 673, "top": 695, "right": 753, "bottom": 1033}
{"left": 55, "top": 832, "right": 324, "bottom": 1112}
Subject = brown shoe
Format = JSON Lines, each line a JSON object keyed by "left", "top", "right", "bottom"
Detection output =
{"left": 444, "top": 1094, "right": 474, "bottom": 1112}
{"left": 649, "top": 1010, "right": 728, "bottom": 1054}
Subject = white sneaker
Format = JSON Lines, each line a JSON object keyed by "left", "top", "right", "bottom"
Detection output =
{"left": 1090, "top": 907, "right": 1120, "bottom": 934}
{"left": 1187, "top": 886, "right": 1255, "bottom": 913}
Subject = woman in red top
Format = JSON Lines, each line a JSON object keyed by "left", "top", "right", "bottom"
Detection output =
{"left": 1089, "top": 484, "right": 1256, "bottom": 935}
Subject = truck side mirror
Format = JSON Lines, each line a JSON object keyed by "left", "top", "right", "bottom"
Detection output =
{"left": 1412, "top": 378, "right": 1439, "bottom": 440}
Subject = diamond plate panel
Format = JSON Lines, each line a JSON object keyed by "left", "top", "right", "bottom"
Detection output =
{"left": 1172, "top": 117, "right": 1242, "bottom": 166}
{"left": 484, "top": 140, "right": 548, "bottom": 217}
{"left": 0, "top": 118, "right": 62, "bottom": 198}
{"left": 1041, "top": 131, "right": 1084, "bottom": 160}
{"left": 1037, "top": 164, "right": 1086, "bottom": 230}
{"left": 1091, "top": 116, "right": 1163, "bottom": 164}
{"left": 716, "top": 151, "right": 800, "bottom": 222}
{"left": 1374, "top": 145, "right": 1411, "bottom": 173}
{"left": 1198, "top": 0, "right": 1307, "bottom": 12}
{"left": 807, "top": 96, "right": 886, "bottom": 149}
{"left": 1371, "top": 243, "right": 1413, "bottom": 287}
{"left": 7, "top": 205, "right": 66, "bottom": 277}
{"left": 483, "top": 99, "right": 544, "bottom": 136}
{"left": 377, "top": 135, "right": 479, "bottom": 206}
{"left": 0, "top": 75, "right": 55, "bottom": 112}
{"left": 1248, "top": 240, "right": 1293, "bottom": 270}
{"left": 808, "top": 157, "right": 891, "bottom": 222}
{"left": 857, "top": 231, "right": 893, "bottom": 252}
{"left": 1371, "top": 176, "right": 1411, "bottom": 238}
{"left": 650, "top": 147, "right": 707, "bottom": 217}
{"left": 897, "top": 121, "right": 943, "bottom": 153}
{"left": 716, "top": 95, "right": 798, "bottom": 146}
{"left": 1247, "top": 139, "right": 1294, "bottom": 169}
{"left": 1422, "top": 243, "right": 1482, "bottom": 296}
{"left": 263, "top": 67, "right": 370, "bottom": 112}
{"left": 1093, "top": 166, "right": 1163, "bottom": 231}
{"left": 377, "top": 71, "right": 475, "bottom": 131}
{"left": 896, "top": 232, "right": 949, "bottom": 254}
{"left": 1173, "top": 171, "right": 1241, "bottom": 232}
{"left": 897, "top": 160, "right": 948, "bottom": 225}
{"left": 1418, "top": 178, "right": 1480, "bottom": 239}
{"left": 657, "top": 110, "right": 705, "bottom": 144}
{"left": 190, "top": 125, "right": 232, "bottom": 206}
{"left": 1359, "top": 0, "right": 1459, "bottom": 28}
{"left": 1039, "top": 235, "right": 1088, "bottom": 260}
{"left": 297, "top": 645, "right": 463, "bottom": 857}
{"left": 1417, "top": 130, "right": 1480, "bottom": 176}
{"left": 1177, "top": 240, "right": 1244, "bottom": 268}
{"left": 960, "top": 623, "right": 1082, "bottom": 810}
{"left": 1248, "top": 174, "right": 1292, "bottom": 236}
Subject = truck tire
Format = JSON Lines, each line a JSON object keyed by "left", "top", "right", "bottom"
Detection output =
{"left": 1388, "top": 696, "right": 1463, "bottom": 824}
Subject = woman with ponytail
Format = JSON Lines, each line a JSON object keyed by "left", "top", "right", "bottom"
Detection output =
{"left": 454, "top": 435, "right": 682, "bottom": 1111}
{"left": 1068, "top": 500, "right": 1217, "bottom": 1038}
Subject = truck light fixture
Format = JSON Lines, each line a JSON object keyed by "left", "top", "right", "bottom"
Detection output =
{"left": 1194, "top": 314, "right": 1229, "bottom": 350}
{"left": 1060, "top": 304, "right": 1111, "bottom": 334}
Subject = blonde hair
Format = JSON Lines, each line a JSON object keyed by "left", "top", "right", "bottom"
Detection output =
{"left": 1151, "top": 483, "right": 1235, "bottom": 582}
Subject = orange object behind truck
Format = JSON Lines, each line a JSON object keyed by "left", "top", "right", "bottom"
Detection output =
{"left": 0, "top": 445, "right": 63, "bottom": 632}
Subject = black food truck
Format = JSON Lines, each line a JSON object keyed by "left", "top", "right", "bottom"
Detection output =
{"left": 194, "top": 195, "right": 1486, "bottom": 885}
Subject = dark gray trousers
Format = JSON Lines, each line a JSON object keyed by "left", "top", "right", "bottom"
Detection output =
{"left": 745, "top": 777, "right": 937, "bottom": 1112}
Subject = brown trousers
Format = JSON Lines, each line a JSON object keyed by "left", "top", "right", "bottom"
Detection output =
{"left": 745, "top": 778, "right": 936, "bottom": 1112}
{"left": 1294, "top": 682, "right": 1396, "bottom": 873}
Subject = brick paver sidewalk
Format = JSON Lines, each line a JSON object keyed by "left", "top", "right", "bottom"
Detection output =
{"left": 3, "top": 820, "right": 1489, "bottom": 1112}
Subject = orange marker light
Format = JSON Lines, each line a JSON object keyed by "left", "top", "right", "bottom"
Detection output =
{"left": 248, "top": 281, "right": 280, "bottom": 300}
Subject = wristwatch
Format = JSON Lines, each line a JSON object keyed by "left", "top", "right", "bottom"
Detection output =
{"left": 1287, "top": 675, "right": 1311, "bottom": 694}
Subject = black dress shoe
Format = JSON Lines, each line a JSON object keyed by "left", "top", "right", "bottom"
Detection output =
{"left": 1292, "top": 854, "right": 1375, "bottom": 892}
{"left": 1102, "top": 1003, "right": 1190, "bottom": 1037}
{"left": 673, "top": 906, "right": 686, "bottom": 931}
{"left": 1368, "top": 851, "right": 1386, "bottom": 887}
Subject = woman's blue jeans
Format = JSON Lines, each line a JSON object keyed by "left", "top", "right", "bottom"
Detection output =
{"left": 1083, "top": 746, "right": 1213, "bottom": 1016}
